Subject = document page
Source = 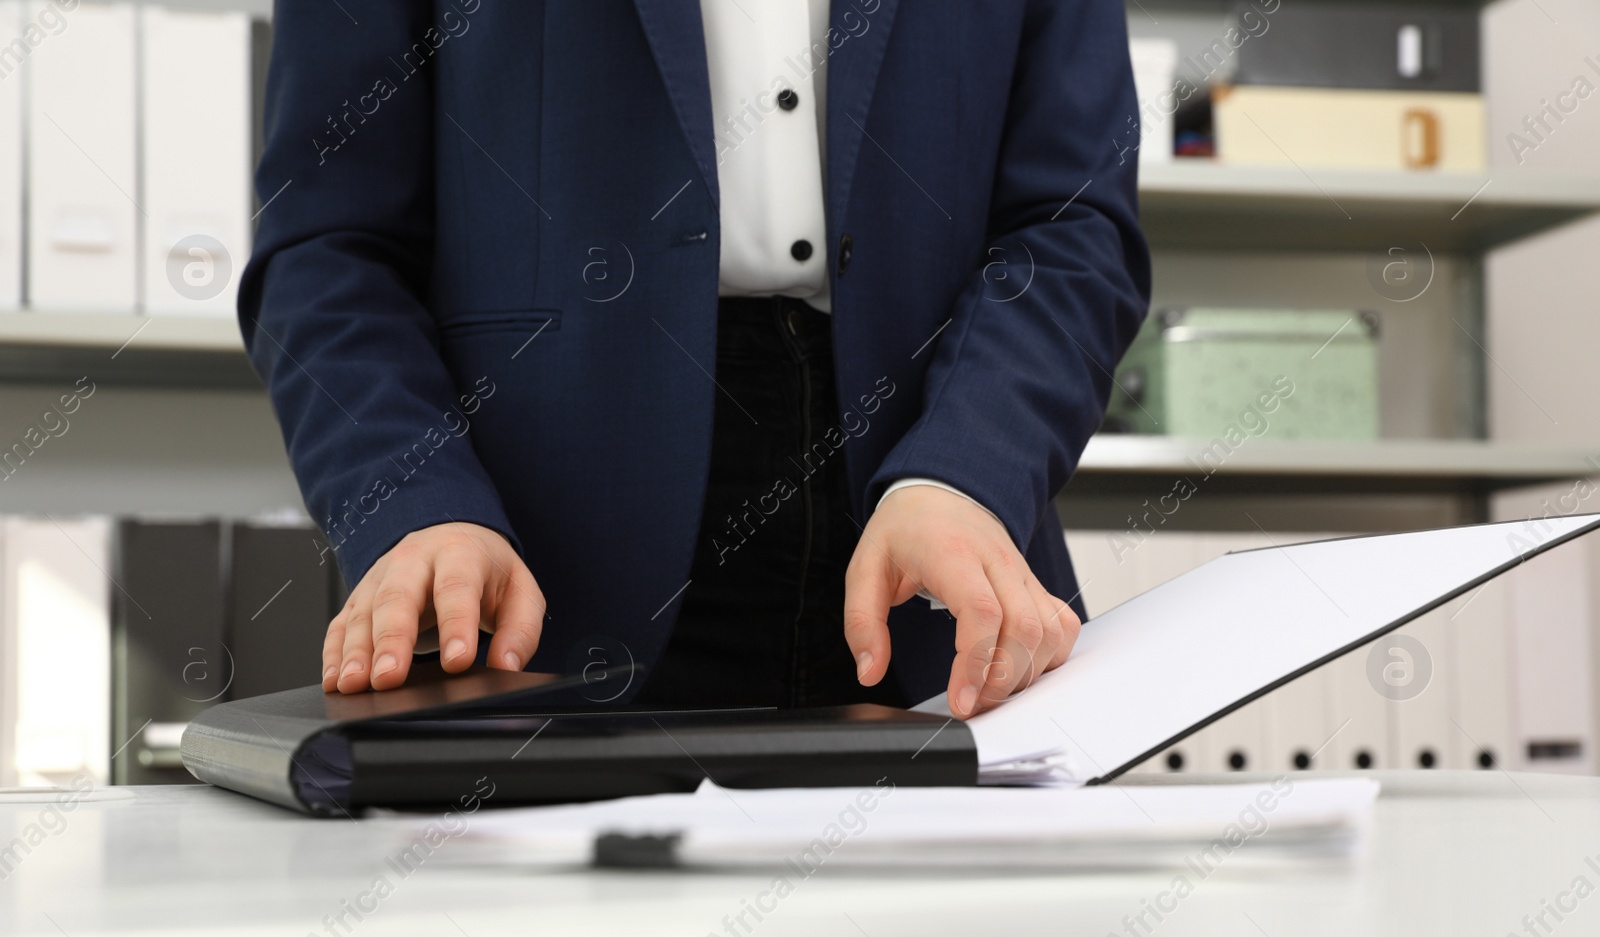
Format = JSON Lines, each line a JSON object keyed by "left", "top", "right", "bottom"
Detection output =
{"left": 921, "top": 514, "right": 1600, "bottom": 781}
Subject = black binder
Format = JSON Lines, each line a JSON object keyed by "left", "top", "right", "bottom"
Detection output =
{"left": 113, "top": 519, "right": 228, "bottom": 785}
{"left": 225, "top": 522, "right": 345, "bottom": 700}
{"left": 181, "top": 660, "right": 977, "bottom": 816}
{"left": 1233, "top": 3, "right": 1480, "bottom": 93}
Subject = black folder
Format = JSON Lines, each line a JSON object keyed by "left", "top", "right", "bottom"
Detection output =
{"left": 114, "top": 519, "right": 228, "bottom": 785}
{"left": 1232, "top": 3, "right": 1480, "bottom": 93}
{"left": 225, "top": 522, "right": 346, "bottom": 700}
{"left": 180, "top": 660, "right": 977, "bottom": 816}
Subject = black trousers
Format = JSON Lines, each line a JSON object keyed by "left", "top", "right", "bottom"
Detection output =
{"left": 633, "top": 296, "right": 912, "bottom": 710}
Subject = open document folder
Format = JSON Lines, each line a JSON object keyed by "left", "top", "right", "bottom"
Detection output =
{"left": 917, "top": 513, "right": 1600, "bottom": 785}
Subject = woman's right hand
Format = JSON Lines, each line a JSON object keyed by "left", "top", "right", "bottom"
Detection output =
{"left": 323, "top": 521, "right": 545, "bottom": 693}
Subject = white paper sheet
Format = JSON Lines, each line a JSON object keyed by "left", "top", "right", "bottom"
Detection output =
{"left": 920, "top": 514, "right": 1600, "bottom": 780}
{"left": 445, "top": 777, "right": 1379, "bottom": 870}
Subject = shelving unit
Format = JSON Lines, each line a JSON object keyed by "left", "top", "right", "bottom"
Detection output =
{"left": 1057, "top": 436, "right": 1598, "bottom": 532}
{"left": 0, "top": 311, "right": 256, "bottom": 387}
{"left": 1139, "top": 164, "right": 1600, "bottom": 252}
{"left": 1069, "top": 0, "right": 1600, "bottom": 532}
{"left": 0, "top": 0, "right": 1593, "bottom": 498}
{"left": 5, "top": 163, "right": 1598, "bottom": 380}
{"left": 1069, "top": 436, "right": 1597, "bottom": 496}
{"left": 0, "top": 310, "right": 241, "bottom": 352}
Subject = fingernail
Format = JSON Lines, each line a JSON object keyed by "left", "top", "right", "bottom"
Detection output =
{"left": 444, "top": 638, "right": 467, "bottom": 662}
{"left": 373, "top": 653, "right": 397, "bottom": 676}
{"left": 340, "top": 659, "right": 364, "bottom": 677}
{"left": 956, "top": 685, "right": 978, "bottom": 716}
{"left": 502, "top": 652, "right": 521, "bottom": 671}
{"left": 855, "top": 651, "right": 874, "bottom": 681}
{"left": 322, "top": 666, "right": 336, "bottom": 683}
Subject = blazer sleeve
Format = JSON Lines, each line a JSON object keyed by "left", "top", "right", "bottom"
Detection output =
{"left": 866, "top": 0, "right": 1153, "bottom": 553}
{"left": 238, "top": 0, "right": 521, "bottom": 587}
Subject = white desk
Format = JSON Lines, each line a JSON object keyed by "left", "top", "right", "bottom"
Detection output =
{"left": 1, "top": 770, "right": 1595, "bottom": 936}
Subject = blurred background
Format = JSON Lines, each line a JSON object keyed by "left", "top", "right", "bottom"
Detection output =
{"left": 0, "top": 0, "right": 1598, "bottom": 788}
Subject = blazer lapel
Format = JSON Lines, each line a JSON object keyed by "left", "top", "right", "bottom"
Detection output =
{"left": 632, "top": 0, "right": 720, "bottom": 208}
{"left": 825, "top": 0, "right": 901, "bottom": 233}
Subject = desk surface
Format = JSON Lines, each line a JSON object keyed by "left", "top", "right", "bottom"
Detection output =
{"left": 1, "top": 770, "right": 1595, "bottom": 937}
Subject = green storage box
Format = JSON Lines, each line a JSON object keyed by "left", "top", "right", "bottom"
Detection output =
{"left": 1106, "top": 308, "right": 1381, "bottom": 440}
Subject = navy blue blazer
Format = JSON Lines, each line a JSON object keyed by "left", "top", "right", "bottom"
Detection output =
{"left": 239, "top": 0, "right": 1152, "bottom": 704}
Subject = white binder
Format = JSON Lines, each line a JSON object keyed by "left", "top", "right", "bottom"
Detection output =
{"left": 1385, "top": 606, "right": 1460, "bottom": 770}
{"left": 1493, "top": 486, "right": 1597, "bottom": 775}
{"left": 1448, "top": 575, "right": 1513, "bottom": 771}
{"left": 1504, "top": 535, "right": 1597, "bottom": 774}
{"left": 1264, "top": 661, "right": 1336, "bottom": 772}
{"left": 2, "top": 516, "right": 114, "bottom": 787}
{"left": 140, "top": 7, "right": 253, "bottom": 316}
{"left": 1127, "top": 38, "right": 1178, "bottom": 166}
{"left": 0, "top": 517, "right": 10, "bottom": 787}
{"left": 1133, "top": 530, "right": 1204, "bottom": 595}
{"left": 26, "top": 2, "right": 138, "bottom": 311}
{"left": 0, "top": 2, "right": 22, "bottom": 310}
{"left": 1062, "top": 529, "right": 1140, "bottom": 616}
{"left": 1325, "top": 632, "right": 1391, "bottom": 772}
{"left": 1199, "top": 695, "right": 1269, "bottom": 773}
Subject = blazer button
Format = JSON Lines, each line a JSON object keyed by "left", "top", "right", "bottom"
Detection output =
{"left": 837, "top": 234, "right": 853, "bottom": 275}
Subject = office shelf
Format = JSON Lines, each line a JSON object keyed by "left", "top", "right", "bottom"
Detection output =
{"left": 7, "top": 165, "right": 1600, "bottom": 386}
{"left": 0, "top": 311, "right": 243, "bottom": 352}
{"left": 1067, "top": 435, "right": 1598, "bottom": 497}
{"left": 0, "top": 311, "right": 257, "bottom": 388}
{"left": 154, "top": 0, "right": 273, "bottom": 17}
{"left": 1138, "top": 163, "right": 1600, "bottom": 252}
{"left": 198, "top": 0, "right": 1499, "bottom": 24}
{"left": 1132, "top": 0, "right": 1490, "bottom": 11}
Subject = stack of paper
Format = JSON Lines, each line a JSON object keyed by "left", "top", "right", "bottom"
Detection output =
{"left": 916, "top": 514, "right": 1600, "bottom": 785}
{"left": 436, "top": 777, "right": 1380, "bottom": 871}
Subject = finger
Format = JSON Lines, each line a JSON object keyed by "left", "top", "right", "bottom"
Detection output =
{"left": 323, "top": 583, "right": 363, "bottom": 690}
{"left": 971, "top": 557, "right": 1045, "bottom": 712}
{"left": 485, "top": 564, "right": 546, "bottom": 672}
{"left": 355, "top": 551, "right": 430, "bottom": 692}
{"left": 336, "top": 575, "right": 382, "bottom": 693}
{"left": 1043, "top": 589, "right": 1082, "bottom": 670}
{"left": 1024, "top": 579, "right": 1065, "bottom": 688}
{"left": 322, "top": 610, "right": 347, "bottom": 691}
{"left": 431, "top": 551, "right": 488, "bottom": 674}
{"left": 842, "top": 544, "right": 901, "bottom": 687}
{"left": 930, "top": 557, "right": 1006, "bottom": 719}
